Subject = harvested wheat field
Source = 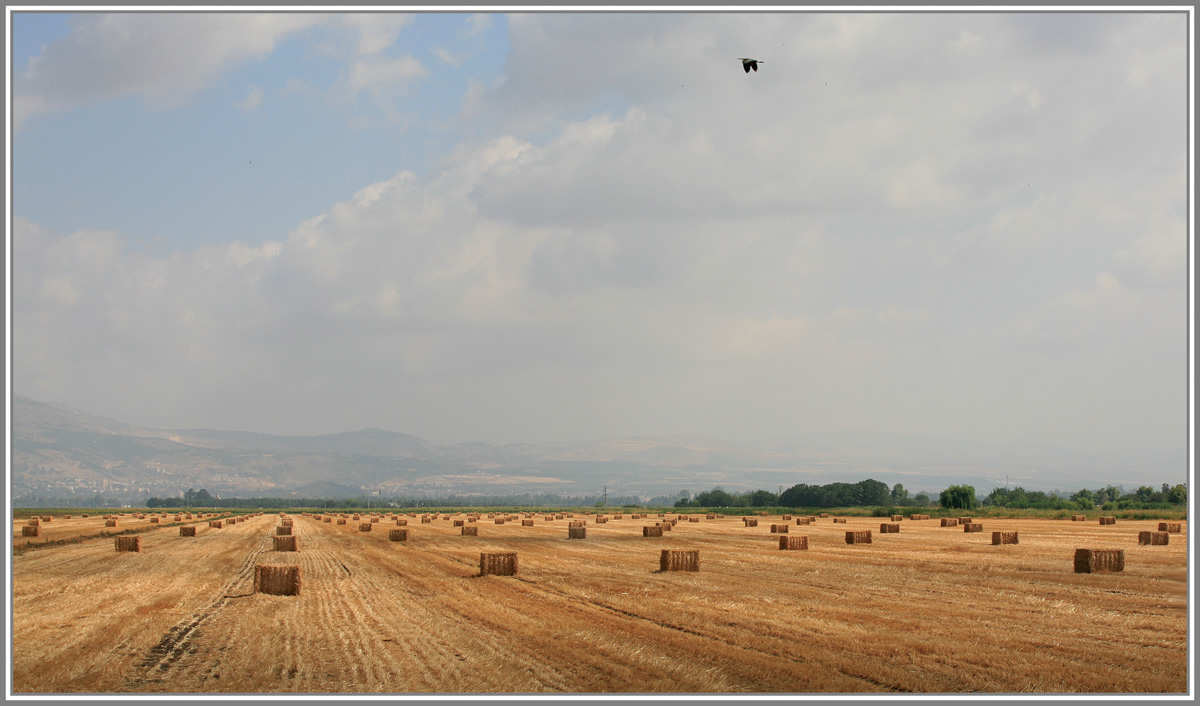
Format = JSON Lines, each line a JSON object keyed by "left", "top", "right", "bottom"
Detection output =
{"left": 10, "top": 512, "right": 1188, "bottom": 694}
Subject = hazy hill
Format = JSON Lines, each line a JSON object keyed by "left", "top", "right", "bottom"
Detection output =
{"left": 10, "top": 394, "right": 1185, "bottom": 505}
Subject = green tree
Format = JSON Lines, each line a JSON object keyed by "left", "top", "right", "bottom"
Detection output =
{"left": 891, "top": 483, "right": 908, "bottom": 503}
{"left": 744, "top": 489, "right": 778, "bottom": 507}
{"left": 1135, "top": 486, "right": 1155, "bottom": 503}
{"left": 913, "top": 492, "right": 930, "bottom": 507}
{"left": 940, "top": 485, "right": 978, "bottom": 510}
{"left": 1167, "top": 484, "right": 1187, "bottom": 505}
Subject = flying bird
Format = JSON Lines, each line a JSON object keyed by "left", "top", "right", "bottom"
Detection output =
{"left": 739, "top": 58, "right": 764, "bottom": 73}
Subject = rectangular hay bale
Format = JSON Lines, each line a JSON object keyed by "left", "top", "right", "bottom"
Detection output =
{"left": 1099, "top": 516, "right": 1116, "bottom": 525}
{"left": 179, "top": 526, "right": 196, "bottom": 537}
{"left": 832, "top": 518, "right": 847, "bottom": 524}
{"left": 21, "top": 526, "right": 39, "bottom": 537}
{"left": 479, "top": 552, "right": 518, "bottom": 576}
{"left": 941, "top": 518, "right": 960, "bottom": 527}
{"left": 390, "top": 529, "right": 410, "bottom": 541}
{"left": 461, "top": 526, "right": 478, "bottom": 536}
{"left": 1074, "top": 548, "right": 1124, "bottom": 573}
{"left": 568, "top": 527, "right": 587, "bottom": 539}
{"left": 643, "top": 525, "right": 663, "bottom": 537}
{"left": 104, "top": 519, "right": 118, "bottom": 527}
{"left": 846, "top": 530, "right": 872, "bottom": 544}
{"left": 276, "top": 526, "right": 293, "bottom": 535}
{"left": 992, "top": 531, "right": 1019, "bottom": 545}
{"left": 273, "top": 535, "right": 299, "bottom": 552}
{"left": 115, "top": 536, "right": 141, "bottom": 552}
{"left": 1138, "top": 531, "right": 1169, "bottom": 545}
{"left": 254, "top": 564, "right": 301, "bottom": 595}
{"left": 1158, "top": 522, "right": 1182, "bottom": 533}
{"left": 779, "top": 535, "right": 808, "bottom": 550}
{"left": 963, "top": 523, "right": 983, "bottom": 533}
{"left": 358, "top": 523, "right": 372, "bottom": 532}
{"left": 880, "top": 523, "right": 900, "bottom": 533}
{"left": 660, "top": 549, "right": 700, "bottom": 572}
{"left": 770, "top": 524, "right": 789, "bottom": 533}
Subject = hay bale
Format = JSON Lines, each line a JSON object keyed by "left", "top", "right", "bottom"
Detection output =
{"left": 796, "top": 517, "right": 811, "bottom": 525}
{"left": 819, "top": 513, "right": 830, "bottom": 518}
{"left": 273, "top": 535, "right": 299, "bottom": 552}
{"left": 963, "top": 523, "right": 983, "bottom": 533}
{"left": 569, "top": 520, "right": 585, "bottom": 528}
{"left": 940, "top": 518, "right": 960, "bottom": 527}
{"left": 453, "top": 520, "right": 465, "bottom": 527}
{"left": 568, "top": 527, "right": 587, "bottom": 539}
{"left": 911, "top": 514, "right": 931, "bottom": 520}
{"left": 21, "top": 526, "right": 38, "bottom": 537}
{"left": 706, "top": 514, "right": 716, "bottom": 520}
{"left": 395, "top": 519, "right": 408, "bottom": 526}
{"left": 688, "top": 517, "right": 700, "bottom": 523}
{"left": 184, "top": 514, "right": 192, "bottom": 519}
{"left": 891, "top": 515, "right": 903, "bottom": 522}
{"left": 743, "top": 518, "right": 759, "bottom": 527}
{"left": 832, "top": 518, "right": 847, "bottom": 524}
{"left": 659, "top": 522, "right": 673, "bottom": 532}
{"left": 1072, "top": 515, "right": 1086, "bottom": 521}
{"left": 494, "top": 518, "right": 506, "bottom": 525}
{"left": 358, "top": 523, "right": 372, "bottom": 532}
{"left": 845, "top": 530, "right": 872, "bottom": 544}
{"left": 522, "top": 519, "right": 534, "bottom": 527}
{"left": 1138, "top": 531, "right": 1170, "bottom": 546}
{"left": 179, "top": 526, "right": 196, "bottom": 537}
{"left": 104, "top": 519, "right": 118, "bottom": 527}
{"left": 1074, "top": 548, "right": 1125, "bottom": 573}
{"left": 336, "top": 518, "right": 347, "bottom": 525}
{"left": 254, "top": 564, "right": 301, "bottom": 595}
{"left": 660, "top": 549, "right": 700, "bottom": 572}
{"left": 390, "top": 529, "right": 409, "bottom": 541}
{"left": 1158, "top": 522, "right": 1182, "bottom": 533}
{"left": 351, "top": 515, "right": 360, "bottom": 521}
{"left": 1099, "top": 516, "right": 1116, "bottom": 525}
{"left": 992, "top": 531, "right": 1019, "bottom": 545}
{"left": 276, "top": 526, "right": 293, "bottom": 536}
{"left": 324, "top": 517, "right": 332, "bottom": 523}
{"left": 26, "top": 518, "right": 40, "bottom": 527}
{"left": 421, "top": 517, "right": 432, "bottom": 524}
{"left": 770, "top": 524, "right": 790, "bottom": 534}
{"left": 779, "top": 535, "right": 808, "bottom": 550}
{"left": 209, "top": 520, "right": 223, "bottom": 529}
{"left": 879, "top": 523, "right": 900, "bottom": 533}
{"left": 114, "top": 536, "right": 141, "bottom": 552}
{"left": 958, "top": 517, "right": 973, "bottom": 524}
{"left": 460, "top": 526, "right": 478, "bottom": 536}
{"left": 479, "top": 552, "right": 518, "bottom": 576}
{"left": 643, "top": 525, "right": 663, "bottom": 537}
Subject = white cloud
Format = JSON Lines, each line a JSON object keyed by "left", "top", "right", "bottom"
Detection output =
{"left": 13, "top": 13, "right": 323, "bottom": 128}
{"left": 465, "top": 14, "right": 493, "bottom": 37}
{"left": 10, "top": 12, "right": 1189, "bottom": 453}
{"left": 236, "top": 85, "right": 264, "bottom": 111}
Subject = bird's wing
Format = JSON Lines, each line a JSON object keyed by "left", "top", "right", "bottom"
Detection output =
{"left": 744, "top": 63, "right": 751, "bottom": 73}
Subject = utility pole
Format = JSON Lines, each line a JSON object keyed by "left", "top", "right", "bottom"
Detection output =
{"left": 604, "top": 486, "right": 608, "bottom": 509}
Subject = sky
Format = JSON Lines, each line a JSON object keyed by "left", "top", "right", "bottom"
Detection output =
{"left": 8, "top": 9, "right": 1191, "bottom": 454}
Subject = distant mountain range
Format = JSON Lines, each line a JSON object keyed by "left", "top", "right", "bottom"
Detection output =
{"left": 10, "top": 394, "right": 1186, "bottom": 505}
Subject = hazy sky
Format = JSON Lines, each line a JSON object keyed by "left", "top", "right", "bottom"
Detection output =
{"left": 9, "top": 10, "right": 1190, "bottom": 452}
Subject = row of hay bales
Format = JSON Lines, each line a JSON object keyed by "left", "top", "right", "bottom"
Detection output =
{"left": 108, "top": 512, "right": 264, "bottom": 551}
{"left": 17, "top": 510, "right": 249, "bottom": 539}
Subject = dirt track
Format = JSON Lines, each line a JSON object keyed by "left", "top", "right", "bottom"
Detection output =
{"left": 10, "top": 512, "right": 1188, "bottom": 693}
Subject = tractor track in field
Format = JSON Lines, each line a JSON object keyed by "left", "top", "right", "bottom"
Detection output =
{"left": 123, "top": 525, "right": 274, "bottom": 689}
{"left": 507, "top": 571, "right": 906, "bottom": 692}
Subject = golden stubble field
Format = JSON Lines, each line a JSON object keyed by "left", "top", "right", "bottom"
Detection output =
{"left": 9, "top": 510, "right": 1189, "bottom": 694}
